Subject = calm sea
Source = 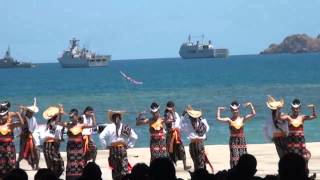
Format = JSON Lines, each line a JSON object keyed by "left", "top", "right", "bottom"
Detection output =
{"left": 1, "top": 53, "right": 320, "bottom": 149}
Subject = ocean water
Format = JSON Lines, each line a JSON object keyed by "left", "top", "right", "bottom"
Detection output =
{"left": 1, "top": 53, "right": 320, "bottom": 149}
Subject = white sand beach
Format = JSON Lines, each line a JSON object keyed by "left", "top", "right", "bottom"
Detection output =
{"left": 21, "top": 142, "right": 320, "bottom": 180}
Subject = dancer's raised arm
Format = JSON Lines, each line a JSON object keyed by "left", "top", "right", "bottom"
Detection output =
{"left": 216, "top": 107, "right": 231, "bottom": 123}
{"left": 244, "top": 102, "right": 256, "bottom": 122}
{"left": 303, "top": 104, "right": 317, "bottom": 121}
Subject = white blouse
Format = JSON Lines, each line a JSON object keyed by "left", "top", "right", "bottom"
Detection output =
{"left": 181, "top": 116, "right": 210, "bottom": 141}
{"left": 82, "top": 115, "right": 94, "bottom": 135}
{"left": 99, "top": 123, "right": 138, "bottom": 148}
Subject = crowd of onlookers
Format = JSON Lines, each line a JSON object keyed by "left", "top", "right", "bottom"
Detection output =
{"left": 2, "top": 153, "right": 317, "bottom": 180}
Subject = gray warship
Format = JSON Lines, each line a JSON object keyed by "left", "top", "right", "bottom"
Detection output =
{"left": 58, "top": 38, "right": 111, "bottom": 68}
{"left": 179, "top": 35, "right": 229, "bottom": 59}
{"left": 0, "top": 47, "right": 34, "bottom": 68}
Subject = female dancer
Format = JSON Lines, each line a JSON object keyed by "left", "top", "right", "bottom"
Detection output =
{"left": 65, "top": 109, "right": 96, "bottom": 180}
{"left": 264, "top": 95, "right": 288, "bottom": 158}
{"left": 279, "top": 99, "right": 317, "bottom": 170}
{"left": 136, "top": 102, "right": 168, "bottom": 162}
{"left": 216, "top": 101, "right": 256, "bottom": 168}
{"left": 0, "top": 101, "right": 24, "bottom": 178}
{"left": 99, "top": 110, "right": 138, "bottom": 180}
{"left": 42, "top": 105, "right": 65, "bottom": 178}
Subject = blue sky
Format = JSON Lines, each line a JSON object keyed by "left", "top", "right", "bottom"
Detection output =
{"left": 1, "top": 0, "right": 320, "bottom": 62}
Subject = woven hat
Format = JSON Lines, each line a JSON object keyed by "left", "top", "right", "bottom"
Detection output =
{"left": 186, "top": 105, "right": 202, "bottom": 118}
{"left": 43, "top": 106, "right": 60, "bottom": 120}
{"left": 107, "top": 110, "right": 125, "bottom": 122}
{"left": 26, "top": 98, "right": 39, "bottom": 113}
{"left": 150, "top": 102, "right": 160, "bottom": 113}
{"left": 266, "top": 95, "right": 284, "bottom": 110}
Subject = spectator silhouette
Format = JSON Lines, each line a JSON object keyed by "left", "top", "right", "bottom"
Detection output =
{"left": 3, "top": 168, "right": 28, "bottom": 180}
{"left": 79, "top": 162, "right": 102, "bottom": 180}
{"left": 149, "top": 158, "right": 176, "bottom": 180}
{"left": 130, "top": 163, "right": 149, "bottom": 180}
{"left": 34, "top": 168, "right": 58, "bottom": 180}
{"left": 190, "top": 168, "right": 213, "bottom": 180}
{"left": 228, "top": 154, "right": 262, "bottom": 180}
{"left": 278, "top": 153, "right": 308, "bottom": 180}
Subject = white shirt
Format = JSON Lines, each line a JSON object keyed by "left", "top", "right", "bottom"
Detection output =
{"left": 42, "top": 124, "right": 64, "bottom": 140}
{"left": 181, "top": 116, "right": 210, "bottom": 141}
{"left": 33, "top": 124, "right": 46, "bottom": 146}
{"left": 168, "top": 112, "right": 181, "bottom": 129}
{"left": 82, "top": 115, "right": 93, "bottom": 135}
{"left": 99, "top": 123, "right": 138, "bottom": 148}
{"left": 27, "top": 116, "right": 38, "bottom": 133}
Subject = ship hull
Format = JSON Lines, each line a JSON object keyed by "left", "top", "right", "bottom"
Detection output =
{"left": 58, "top": 56, "right": 111, "bottom": 68}
{"left": 179, "top": 48, "right": 229, "bottom": 59}
{"left": 0, "top": 62, "right": 33, "bottom": 68}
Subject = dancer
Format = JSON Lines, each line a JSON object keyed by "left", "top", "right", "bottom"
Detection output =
{"left": 82, "top": 106, "right": 97, "bottom": 163}
{"left": 0, "top": 101, "right": 24, "bottom": 178}
{"left": 279, "top": 99, "right": 317, "bottom": 170}
{"left": 66, "top": 109, "right": 96, "bottom": 180}
{"left": 264, "top": 95, "right": 288, "bottom": 158}
{"left": 42, "top": 105, "right": 65, "bottom": 178}
{"left": 181, "top": 105, "right": 210, "bottom": 171}
{"left": 164, "top": 101, "right": 191, "bottom": 170}
{"left": 99, "top": 110, "right": 138, "bottom": 180}
{"left": 136, "top": 102, "right": 168, "bottom": 162}
{"left": 16, "top": 98, "right": 40, "bottom": 170}
{"left": 216, "top": 101, "right": 256, "bottom": 168}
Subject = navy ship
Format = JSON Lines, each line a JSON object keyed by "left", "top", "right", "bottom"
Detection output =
{"left": 179, "top": 35, "right": 229, "bottom": 59}
{"left": 0, "top": 47, "right": 34, "bottom": 68}
{"left": 58, "top": 38, "right": 111, "bottom": 68}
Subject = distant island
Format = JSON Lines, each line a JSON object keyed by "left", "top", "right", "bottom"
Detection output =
{"left": 260, "top": 34, "right": 320, "bottom": 54}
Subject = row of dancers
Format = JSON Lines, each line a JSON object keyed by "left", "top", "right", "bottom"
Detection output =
{"left": 0, "top": 96, "right": 317, "bottom": 180}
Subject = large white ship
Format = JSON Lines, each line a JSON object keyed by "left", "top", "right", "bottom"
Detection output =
{"left": 179, "top": 35, "right": 229, "bottom": 59}
{"left": 58, "top": 38, "right": 111, "bottom": 68}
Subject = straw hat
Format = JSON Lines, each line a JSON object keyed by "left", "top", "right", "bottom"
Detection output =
{"left": 26, "top": 98, "right": 39, "bottom": 113}
{"left": 186, "top": 105, "right": 202, "bottom": 118}
{"left": 43, "top": 106, "right": 60, "bottom": 120}
{"left": 107, "top": 110, "right": 125, "bottom": 122}
{"left": 266, "top": 95, "right": 284, "bottom": 110}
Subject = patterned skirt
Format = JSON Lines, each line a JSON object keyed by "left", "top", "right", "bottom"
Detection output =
{"left": 229, "top": 136, "right": 247, "bottom": 168}
{"left": 166, "top": 132, "right": 186, "bottom": 163}
{"left": 83, "top": 135, "right": 97, "bottom": 162}
{"left": 66, "top": 137, "right": 85, "bottom": 180}
{"left": 0, "top": 137, "right": 16, "bottom": 178}
{"left": 18, "top": 133, "right": 39, "bottom": 168}
{"left": 150, "top": 134, "right": 168, "bottom": 162}
{"left": 189, "top": 141, "right": 206, "bottom": 170}
{"left": 108, "top": 145, "right": 129, "bottom": 180}
{"left": 273, "top": 136, "right": 288, "bottom": 159}
{"left": 43, "top": 141, "right": 64, "bottom": 178}
{"left": 287, "top": 133, "right": 310, "bottom": 161}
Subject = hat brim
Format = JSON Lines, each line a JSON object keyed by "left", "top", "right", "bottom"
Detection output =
{"left": 43, "top": 106, "right": 60, "bottom": 120}
{"left": 150, "top": 107, "right": 160, "bottom": 113}
{"left": 0, "top": 110, "right": 8, "bottom": 116}
{"left": 26, "top": 106, "right": 39, "bottom": 113}
{"left": 108, "top": 110, "right": 125, "bottom": 122}
{"left": 187, "top": 109, "right": 202, "bottom": 118}
{"left": 291, "top": 103, "right": 301, "bottom": 108}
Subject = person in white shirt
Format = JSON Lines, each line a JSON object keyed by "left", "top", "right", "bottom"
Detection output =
{"left": 81, "top": 106, "right": 97, "bottom": 162}
{"left": 181, "top": 105, "right": 210, "bottom": 171}
{"left": 164, "top": 101, "right": 191, "bottom": 170}
{"left": 16, "top": 98, "right": 40, "bottom": 170}
{"left": 42, "top": 105, "right": 65, "bottom": 178}
{"left": 264, "top": 95, "right": 288, "bottom": 159}
{"left": 99, "top": 110, "right": 138, "bottom": 180}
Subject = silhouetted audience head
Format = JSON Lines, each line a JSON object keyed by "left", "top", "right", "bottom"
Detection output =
{"left": 190, "top": 168, "right": 210, "bottom": 180}
{"left": 237, "top": 154, "right": 257, "bottom": 177}
{"left": 34, "top": 168, "right": 58, "bottom": 180}
{"left": 4, "top": 168, "right": 28, "bottom": 180}
{"left": 150, "top": 158, "right": 176, "bottom": 180}
{"left": 228, "top": 154, "right": 258, "bottom": 180}
{"left": 81, "top": 162, "right": 102, "bottom": 180}
{"left": 278, "top": 153, "right": 308, "bottom": 180}
{"left": 130, "top": 163, "right": 149, "bottom": 180}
